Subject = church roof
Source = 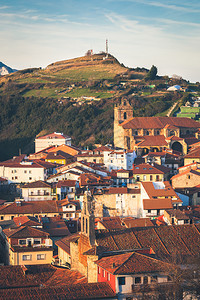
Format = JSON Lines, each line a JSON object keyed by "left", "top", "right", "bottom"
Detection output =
{"left": 121, "top": 117, "right": 200, "bottom": 129}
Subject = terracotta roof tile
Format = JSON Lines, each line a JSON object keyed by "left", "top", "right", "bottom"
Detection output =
{"left": 0, "top": 200, "right": 60, "bottom": 215}
{"left": 143, "top": 198, "right": 173, "bottom": 210}
{"left": 95, "top": 251, "right": 171, "bottom": 275}
{"left": 122, "top": 217, "right": 154, "bottom": 228}
{"left": 3, "top": 226, "right": 49, "bottom": 238}
{"left": 136, "top": 135, "right": 168, "bottom": 147}
{"left": 23, "top": 181, "right": 51, "bottom": 189}
{"left": 121, "top": 116, "right": 200, "bottom": 129}
{"left": 0, "top": 282, "right": 115, "bottom": 300}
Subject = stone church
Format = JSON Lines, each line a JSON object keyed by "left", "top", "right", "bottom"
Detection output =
{"left": 114, "top": 99, "right": 200, "bottom": 155}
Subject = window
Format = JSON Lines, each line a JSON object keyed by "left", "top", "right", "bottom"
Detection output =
{"left": 148, "top": 209, "right": 151, "bottom": 213}
{"left": 151, "top": 275, "right": 158, "bottom": 282}
{"left": 37, "top": 254, "right": 46, "bottom": 260}
{"left": 103, "top": 270, "right": 106, "bottom": 277}
{"left": 34, "top": 239, "right": 40, "bottom": 245}
{"left": 15, "top": 176, "right": 18, "bottom": 179}
{"left": 143, "top": 175, "right": 146, "bottom": 181}
{"left": 150, "top": 175, "right": 153, "bottom": 181}
{"left": 11, "top": 216, "right": 14, "bottom": 220}
{"left": 167, "top": 276, "right": 171, "bottom": 282}
{"left": 143, "top": 276, "right": 148, "bottom": 284}
{"left": 156, "top": 175, "right": 159, "bottom": 181}
{"left": 29, "top": 171, "right": 32, "bottom": 174}
{"left": 22, "top": 255, "right": 32, "bottom": 261}
{"left": 107, "top": 273, "right": 110, "bottom": 281}
{"left": 132, "top": 195, "right": 136, "bottom": 198}
{"left": 98, "top": 267, "right": 101, "bottom": 274}
{"left": 135, "top": 277, "right": 141, "bottom": 284}
{"left": 24, "top": 170, "right": 27, "bottom": 173}
{"left": 19, "top": 239, "right": 26, "bottom": 245}
{"left": 29, "top": 177, "right": 32, "bottom": 180}
{"left": 118, "top": 277, "right": 125, "bottom": 285}
{"left": 1, "top": 216, "right": 4, "bottom": 220}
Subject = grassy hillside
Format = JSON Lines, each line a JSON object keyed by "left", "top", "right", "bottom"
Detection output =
{"left": 0, "top": 53, "right": 192, "bottom": 161}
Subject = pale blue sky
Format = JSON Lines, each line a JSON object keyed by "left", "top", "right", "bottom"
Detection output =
{"left": 1, "top": 0, "right": 200, "bottom": 82}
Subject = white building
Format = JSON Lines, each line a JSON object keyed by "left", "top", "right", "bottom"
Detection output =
{"left": 35, "top": 132, "right": 71, "bottom": 153}
{"left": 0, "top": 162, "right": 49, "bottom": 183}
{"left": 103, "top": 149, "right": 136, "bottom": 172}
{"left": 21, "top": 181, "right": 52, "bottom": 201}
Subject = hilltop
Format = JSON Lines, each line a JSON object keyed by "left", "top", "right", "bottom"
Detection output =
{"left": 0, "top": 53, "right": 199, "bottom": 161}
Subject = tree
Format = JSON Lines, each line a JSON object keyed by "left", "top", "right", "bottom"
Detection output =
{"left": 146, "top": 65, "right": 158, "bottom": 80}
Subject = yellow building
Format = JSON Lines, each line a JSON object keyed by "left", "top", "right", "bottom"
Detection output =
{"left": 3, "top": 226, "right": 53, "bottom": 265}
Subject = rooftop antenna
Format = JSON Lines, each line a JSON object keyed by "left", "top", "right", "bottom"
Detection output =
{"left": 106, "top": 39, "right": 108, "bottom": 58}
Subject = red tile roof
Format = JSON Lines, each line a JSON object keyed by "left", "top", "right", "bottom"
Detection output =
{"left": 142, "top": 181, "right": 181, "bottom": 199}
{"left": 95, "top": 251, "right": 171, "bottom": 275}
{"left": 13, "top": 216, "right": 41, "bottom": 227}
{"left": 132, "top": 163, "right": 170, "bottom": 174}
{"left": 184, "top": 146, "right": 200, "bottom": 158}
{"left": 23, "top": 180, "right": 51, "bottom": 188}
{"left": 95, "top": 224, "right": 200, "bottom": 258}
{"left": 56, "top": 180, "right": 77, "bottom": 188}
{"left": 97, "top": 217, "right": 124, "bottom": 230}
{"left": 0, "top": 282, "right": 115, "bottom": 300}
{"left": 55, "top": 233, "right": 80, "bottom": 254}
{"left": 143, "top": 198, "right": 173, "bottom": 210}
{"left": 3, "top": 226, "right": 49, "bottom": 238}
{"left": 121, "top": 116, "right": 200, "bottom": 129}
{"left": 0, "top": 200, "right": 60, "bottom": 215}
{"left": 122, "top": 217, "right": 154, "bottom": 228}
{"left": 36, "top": 132, "right": 70, "bottom": 140}
{"left": 136, "top": 135, "right": 168, "bottom": 147}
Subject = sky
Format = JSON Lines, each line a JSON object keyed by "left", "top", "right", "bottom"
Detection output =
{"left": 1, "top": 0, "right": 200, "bottom": 82}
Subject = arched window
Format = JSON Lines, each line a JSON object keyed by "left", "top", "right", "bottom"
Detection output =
{"left": 124, "top": 112, "right": 127, "bottom": 119}
{"left": 124, "top": 101, "right": 126, "bottom": 106}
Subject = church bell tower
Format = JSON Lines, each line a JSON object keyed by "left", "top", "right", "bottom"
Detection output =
{"left": 81, "top": 191, "right": 95, "bottom": 246}
{"left": 114, "top": 98, "right": 133, "bottom": 148}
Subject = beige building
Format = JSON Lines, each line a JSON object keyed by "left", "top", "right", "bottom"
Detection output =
{"left": 0, "top": 199, "right": 60, "bottom": 221}
{"left": 94, "top": 185, "right": 141, "bottom": 218}
{"left": 35, "top": 132, "right": 71, "bottom": 153}
{"left": 21, "top": 180, "right": 52, "bottom": 201}
{"left": 114, "top": 99, "right": 200, "bottom": 155}
{"left": 2, "top": 226, "right": 53, "bottom": 265}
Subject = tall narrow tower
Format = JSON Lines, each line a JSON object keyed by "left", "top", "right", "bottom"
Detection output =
{"left": 81, "top": 191, "right": 95, "bottom": 246}
{"left": 106, "top": 39, "right": 108, "bottom": 54}
{"left": 114, "top": 99, "right": 133, "bottom": 149}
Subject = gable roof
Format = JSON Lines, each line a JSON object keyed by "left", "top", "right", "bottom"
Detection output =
{"left": 121, "top": 116, "right": 200, "bottom": 129}
{"left": 135, "top": 135, "right": 168, "bottom": 147}
{"left": 36, "top": 132, "right": 70, "bottom": 140}
{"left": 13, "top": 216, "right": 41, "bottom": 227}
{"left": 3, "top": 226, "right": 49, "bottom": 238}
{"left": 132, "top": 163, "right": 170, "bottom": 174}
{"left": 0, "top": 200, "right": 60, "bottom": 215}
{"left": 0, "top": 282, "right": 115, "bottom": 300}
{"left": 143, "top": 198, "right": 173, "bottom": 210}
{"left": 95, "top": 251, "right": 170, "bottom": 275}
{"left": 184, "top": 146, "right": 200, "bottom": 158}
{"left": 95, "top": 224, "right": 200, "bottom": 258}
{"left": 23, "top": 180, "right": 51, "bottom": 189}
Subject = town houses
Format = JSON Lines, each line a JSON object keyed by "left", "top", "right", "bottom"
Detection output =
{"left": 0, "top": 100, "right": 200, "bottom": 299}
